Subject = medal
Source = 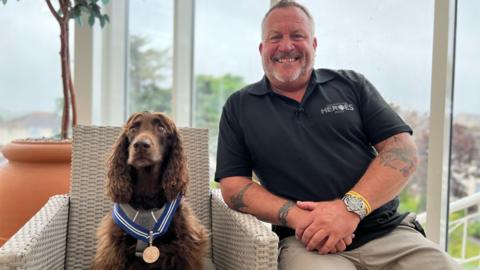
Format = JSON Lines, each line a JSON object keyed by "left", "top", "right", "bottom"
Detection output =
{"left": 143, "top": 231, "right": 160, "bottom": 263}
{"left": 112, "top": 195, "right": 183, "bottom": 263}
{"left": 143, "top": 244, "right": 160, "bottom": 263}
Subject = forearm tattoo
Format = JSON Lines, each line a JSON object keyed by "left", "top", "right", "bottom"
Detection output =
{"left": 278, "top": 201, "right": 295, "bottom": 226}
{"left": 230, "top": 183, "right": 253, "bottom": 211}
{"left": 378, "top": 135, "right": 417, "bottom": 177}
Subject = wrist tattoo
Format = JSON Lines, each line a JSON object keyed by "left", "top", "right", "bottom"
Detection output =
{"left": 278, "top": 201, "right": 295, "bottom": 226}
{"left": 230, "top": 183, "right": 253, "bottom": 211}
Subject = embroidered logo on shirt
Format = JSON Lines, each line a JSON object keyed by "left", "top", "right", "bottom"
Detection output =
{"left": 320, "top": 102, "right": 354, "bottom": 115}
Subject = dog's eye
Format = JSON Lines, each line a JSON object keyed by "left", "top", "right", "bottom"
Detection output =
{"left": 128, "top": 125, "right": 138, "bottom": 133}
{"left": 129, "top": 122, "right": 141, "bottom": 133}
{"left": 157, "top": 126, "right": 166, "bottom": 133}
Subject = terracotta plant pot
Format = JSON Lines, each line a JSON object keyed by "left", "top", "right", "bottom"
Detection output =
{"left": 0, "top": 140, "right": 71, "bottom": 247}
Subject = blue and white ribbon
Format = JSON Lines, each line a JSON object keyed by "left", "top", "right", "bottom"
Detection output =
{"left": 112, "top": 194, "right": 183, "bottom": 243}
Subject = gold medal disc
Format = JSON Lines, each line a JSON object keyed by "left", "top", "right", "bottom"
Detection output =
{"left": 143, "top": 245, "right": 160, "bottom": 263}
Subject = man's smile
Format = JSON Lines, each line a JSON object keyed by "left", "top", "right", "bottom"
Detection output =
{"left": 274, "top": 57, "right": 300, "bottom": 63}
{"left": 272, "top": 51, "right": 302, "bottom": 64}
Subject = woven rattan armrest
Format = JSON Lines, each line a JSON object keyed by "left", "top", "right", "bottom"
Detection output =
{"left": 211, "top": 189, "right": 278, "bottom": 270}
{"left": 0, "top": 195, "right": 69, "bottom": 270}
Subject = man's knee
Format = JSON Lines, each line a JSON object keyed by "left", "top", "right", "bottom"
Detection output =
{"left": 387, "top": 244, "right": 461, "bottom": 270}
{"left": 405, "top": 236, "right": 461, "bottom": 270}
{"left": 359, "top": 225, "right": 462, "bottom": 270}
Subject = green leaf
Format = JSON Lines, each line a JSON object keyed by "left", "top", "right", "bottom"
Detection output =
{"left": 88, "top": 14, "right": 95, "bottom": 26}
{"left": 69, "top": 5, "right": 81, "bottom": 19}
{"left": 99, "top": 15, "right": 105, "bottom": 28}
{"left": 2, "top": 0, "right": 7, "bottom": 5}
{"left": 91, "top": 4, "right": 101, "bottom": 16}
{"left": 101, "top": 0, "right": 110, "bottom": 5}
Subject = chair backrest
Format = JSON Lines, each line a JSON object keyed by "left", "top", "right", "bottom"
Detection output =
{"left": 65, "top": 126, "right": 211, "bottom": 269}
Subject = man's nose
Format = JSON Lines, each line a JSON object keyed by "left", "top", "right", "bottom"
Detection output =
{"left": 278, "top": 38, "right": 295, "bottom": 51}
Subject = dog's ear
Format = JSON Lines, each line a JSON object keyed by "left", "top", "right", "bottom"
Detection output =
{"left": 105, "top": 115, "right": 139, "bottom": 202}
{"left": 161, "top": 125, "right": 188, "bottom": 201}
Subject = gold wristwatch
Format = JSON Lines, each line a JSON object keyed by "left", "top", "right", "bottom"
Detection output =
{"left": 342, "top": 193, "right": 369, "bottom": 220}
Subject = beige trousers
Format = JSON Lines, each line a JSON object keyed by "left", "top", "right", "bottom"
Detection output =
{"left": 278, "top": 214, "right": 462, "bottom": 270}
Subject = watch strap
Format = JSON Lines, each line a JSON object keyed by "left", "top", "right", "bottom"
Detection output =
{"left": 342, "top": 191, "right": 372, "bottom": 220}
{"left": 346, "top": 190, "right": 372, "bottom": 214}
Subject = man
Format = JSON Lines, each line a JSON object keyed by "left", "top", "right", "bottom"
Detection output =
{"left": 215, "top": 1, "right": 461, "bottom": 269}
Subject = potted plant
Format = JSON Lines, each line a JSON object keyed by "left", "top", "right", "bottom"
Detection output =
{"left": 0, "top": 0, "right": 110, "bottom": 246}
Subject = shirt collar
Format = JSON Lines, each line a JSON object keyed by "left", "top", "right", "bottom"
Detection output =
{"left": 247, "top": 69, "right": 336, "bottom": 96}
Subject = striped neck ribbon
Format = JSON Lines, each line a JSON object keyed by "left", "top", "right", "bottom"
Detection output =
{"left": 112, "top": 193, "right": 183, "bottom": 244}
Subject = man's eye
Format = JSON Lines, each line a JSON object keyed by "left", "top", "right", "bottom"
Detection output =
{"left": 269, "top": 35, "right": 281, "bottom": 42}
{"left": 291, "top": 34, "right": 304, "bottom": 40}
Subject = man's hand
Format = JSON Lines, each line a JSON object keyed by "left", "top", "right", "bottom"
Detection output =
{"left": 285, "top": 205, "right": 353, "bottom": 254}
{"left": 295, "top": 200, "right": 360, "bottom": 254}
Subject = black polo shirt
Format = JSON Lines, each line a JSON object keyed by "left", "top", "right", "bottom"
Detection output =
{"left": 215, "top": 68, "right": 413, "bottom": 250}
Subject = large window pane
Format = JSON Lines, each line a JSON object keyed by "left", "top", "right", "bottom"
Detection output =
{"left": 127, "top": 0, "right": 174, "bottom": 116}
{"left": 0, "top": 2, "right": 72, "bottom": 162}
{"left": 299, "top": 0, "right": 434, "bottom": 214}
{"left": 448, "top": 0, "right": 480, "bottom": 266}
{"left": 194, "top": 0, "right": 268, "bottom": 177}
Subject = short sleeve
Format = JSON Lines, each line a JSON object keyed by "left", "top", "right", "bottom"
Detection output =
{"left": 214, "top": 96, "right": 253, "bottom": 182}
{"left": 355, "top": 73, "right": 412, "bottom": 145}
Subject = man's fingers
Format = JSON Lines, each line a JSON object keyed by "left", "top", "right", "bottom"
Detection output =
{"left": 295, "top": 218, "right": 313, "bottom": 240}
{"left": 343, "top": 235, "right": 353, "bottom": 246}
{"left": 296, "top": 201, "right": 317, "bottom": 211}
{"left": 306, "top": 230, "right": 328, "bottom": 251}
{"left": 334, "top": 240, "right": 347, "bottom": 253}
{"left": 301, "top": 226, "right": 316, "bottom": 246}
{"left": 318, "top": 236, "right": 339, "bottom": 255}
{"left": 329, "top": 235, "right": 354, "bottom": 254}
{"left": 327, "top": 247, "right": 338, "bottom": 254}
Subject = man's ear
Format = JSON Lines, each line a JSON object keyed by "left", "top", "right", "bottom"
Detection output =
{"left": 313, "top": 37, "right": 317, "bottom": 50}
{"left": 259, "top": 42, "right": 263, "bottom": 55}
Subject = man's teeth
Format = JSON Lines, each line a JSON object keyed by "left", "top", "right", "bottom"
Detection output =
{"left": 277, "top": 58, "right": 296, "bottom": 63}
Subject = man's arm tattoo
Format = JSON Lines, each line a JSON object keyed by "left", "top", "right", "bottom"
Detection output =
{"left": 278, "top": 201, "right": 295, "bottom": 226}
{"left": 229, "top": 183, "right": 253, "bottom": 211}
{"left": 378, "top": 135, "right": 417, "bottom": 177}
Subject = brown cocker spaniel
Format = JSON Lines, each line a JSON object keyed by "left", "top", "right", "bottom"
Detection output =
{"left": 92, "top": 112, "right": 208, "bottom": 270}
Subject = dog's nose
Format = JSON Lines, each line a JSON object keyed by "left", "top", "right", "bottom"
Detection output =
{"left": 133, "top": 140, "right": 151, "bottom": 150}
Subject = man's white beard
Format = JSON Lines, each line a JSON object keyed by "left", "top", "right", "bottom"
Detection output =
{"left": 272, "top": 66, "right": 303, "bottom": 83}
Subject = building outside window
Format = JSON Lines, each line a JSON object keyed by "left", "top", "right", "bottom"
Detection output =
{"left": 448, "top": 0, "right": 480, "bottom": 266}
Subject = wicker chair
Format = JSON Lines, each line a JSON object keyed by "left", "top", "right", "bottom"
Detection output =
{"left": 0, "top": 126, "right": 278, "bottom": 270}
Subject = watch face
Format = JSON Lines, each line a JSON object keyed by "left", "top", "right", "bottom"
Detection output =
{"left": 347, "top": 196, "right": 363, "bottom": 211}
{"left": 344, "top": 195, "right": 367, "bottom": 219}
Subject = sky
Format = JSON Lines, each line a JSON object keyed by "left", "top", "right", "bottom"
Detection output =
{"left": 0, "top": 0, "right": 479, "bottom": 117}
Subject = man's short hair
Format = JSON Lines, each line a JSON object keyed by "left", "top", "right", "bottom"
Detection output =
{"left": 261, "top": 0, "right": 315, "bottom": 38}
